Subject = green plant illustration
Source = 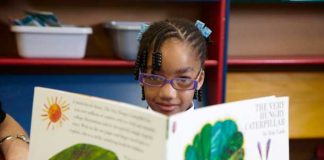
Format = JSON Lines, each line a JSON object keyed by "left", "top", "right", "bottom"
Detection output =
{"left": 49, "top": 143, "right": 118, "bottom": 160}
{"left": 185, "top": 119, "right": 244, "bottom": 160}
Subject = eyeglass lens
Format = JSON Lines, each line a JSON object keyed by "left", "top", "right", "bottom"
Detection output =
{"left": 141, "top": 74, "right": 197, "bottom": 90}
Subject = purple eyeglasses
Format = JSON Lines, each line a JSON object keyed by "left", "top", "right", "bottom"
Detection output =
{"left": 139, "top": 70, "right": 202, "bottom": 91}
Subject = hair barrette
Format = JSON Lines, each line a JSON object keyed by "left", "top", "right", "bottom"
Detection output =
{"left": 195, "top": 20, "right": 212, "bottom": 38}
{"left": 136, "top": 23, "right": 150, "bottom": 41}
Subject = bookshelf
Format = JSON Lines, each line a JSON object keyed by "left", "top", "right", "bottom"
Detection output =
{"left": 0, "top": 0, "right": 230, "bottom": 134}
{"left": 227, "top": 2, "right": 324, "bottom": 159}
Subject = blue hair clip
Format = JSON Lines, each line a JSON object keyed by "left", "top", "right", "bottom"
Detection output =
{"left": 136, "top": 23, "right": 150, "bottom": 41}
{"left": 195, "top": 20, "right": 212, "bottom": 38}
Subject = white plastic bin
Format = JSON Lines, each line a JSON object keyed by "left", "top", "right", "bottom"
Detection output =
{"left": 11, "top": 26, "right": 92, "bottom": 59}
{"left": 105, "top": 21, "right": 145, "bottom": 60}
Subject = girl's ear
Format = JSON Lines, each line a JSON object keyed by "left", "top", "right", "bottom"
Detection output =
{"left": 197, "top": 70, "right": 205, "bottom": 90}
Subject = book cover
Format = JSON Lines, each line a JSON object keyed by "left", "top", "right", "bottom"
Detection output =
{"left": 28, "top": 87, "right": 289, "bottom": 160}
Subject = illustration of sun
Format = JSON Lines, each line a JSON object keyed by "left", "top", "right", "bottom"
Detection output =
{"left": 41, "top": 96, "right": 69, "bottom": 130}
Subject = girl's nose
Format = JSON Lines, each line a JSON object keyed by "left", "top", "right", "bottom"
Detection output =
{"left": 158, "top": 82, "right": 177, "bottom": 100}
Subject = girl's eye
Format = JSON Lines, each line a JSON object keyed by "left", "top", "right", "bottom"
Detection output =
{"left": 179, "top": 79, "right": 192, "bottom": 84}
{"left": 150, "top": 76, "right": 159, "bottom": 81}
{"left": 179, "top": 76, "right": 192, "bottom": 79}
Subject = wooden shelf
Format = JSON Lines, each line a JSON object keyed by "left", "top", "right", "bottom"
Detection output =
{"left": 228, "top": 56, "right": 324, "bottom": 66}
{"left": 0, "top": 58, "right": 218, "bottom": 67}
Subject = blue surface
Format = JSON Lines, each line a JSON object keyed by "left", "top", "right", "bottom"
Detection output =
{"left": 0, "top": 74, "right": 147, "bottom": 133}
{"left": 222, "top": 0, "right": 230, "bottom": 102}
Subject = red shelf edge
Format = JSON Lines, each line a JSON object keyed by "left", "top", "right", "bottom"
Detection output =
{"left": 205, "top": 60, "right": 218, "bottom": 67}
{"left": 0, "top": 58, "right": 135, "bottom": 67}
{"left": 0, "top": 58, "right": 217, "bottom": 67}
{"left": 228, "top": 56, "right": 324, "bottom": 66}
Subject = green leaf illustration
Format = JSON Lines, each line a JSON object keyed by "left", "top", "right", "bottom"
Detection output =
{"left": 185, "top": 119, "right": 244, "bottom": 160}
{"left": 49, "top": 143, "right": 118, "bottom": 160}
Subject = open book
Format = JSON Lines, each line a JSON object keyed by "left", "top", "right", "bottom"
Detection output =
{"left": 29, "top": 87, "right": 289, "bottom": 160}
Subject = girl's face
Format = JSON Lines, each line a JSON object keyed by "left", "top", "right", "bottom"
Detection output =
{"left": 143, "top": 38, "right": 205, "bottom": 116}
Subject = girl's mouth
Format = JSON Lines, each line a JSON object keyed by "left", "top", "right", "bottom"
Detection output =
{"left": 157, "top": 103, "right": 177, "bottom": 112}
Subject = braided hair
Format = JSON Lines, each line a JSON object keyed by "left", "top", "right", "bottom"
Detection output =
{"left": 134, "top": 18, "right": 208, "bottom": 101}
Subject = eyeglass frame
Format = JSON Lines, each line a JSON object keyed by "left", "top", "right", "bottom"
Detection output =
{"left": 138, "top": 69, "right": 203, "bottom": 91}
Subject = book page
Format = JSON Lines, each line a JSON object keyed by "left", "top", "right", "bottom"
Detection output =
{"left": 166, "top": 96, "right": 289, "bottom": 160}
{"left": 29, "top": 87, "right": 168, "bottom": 160}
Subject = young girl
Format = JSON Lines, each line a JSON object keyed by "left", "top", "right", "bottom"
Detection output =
{"left": 134, "top": 18, "right": 211, "bottom": 116}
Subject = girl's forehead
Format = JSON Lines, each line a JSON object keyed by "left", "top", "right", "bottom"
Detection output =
{"left": 148, "top": 38, "right": 201, "bottom": 74}
{"left": 147, "top": 65, "right": 196, "bottom": 75}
